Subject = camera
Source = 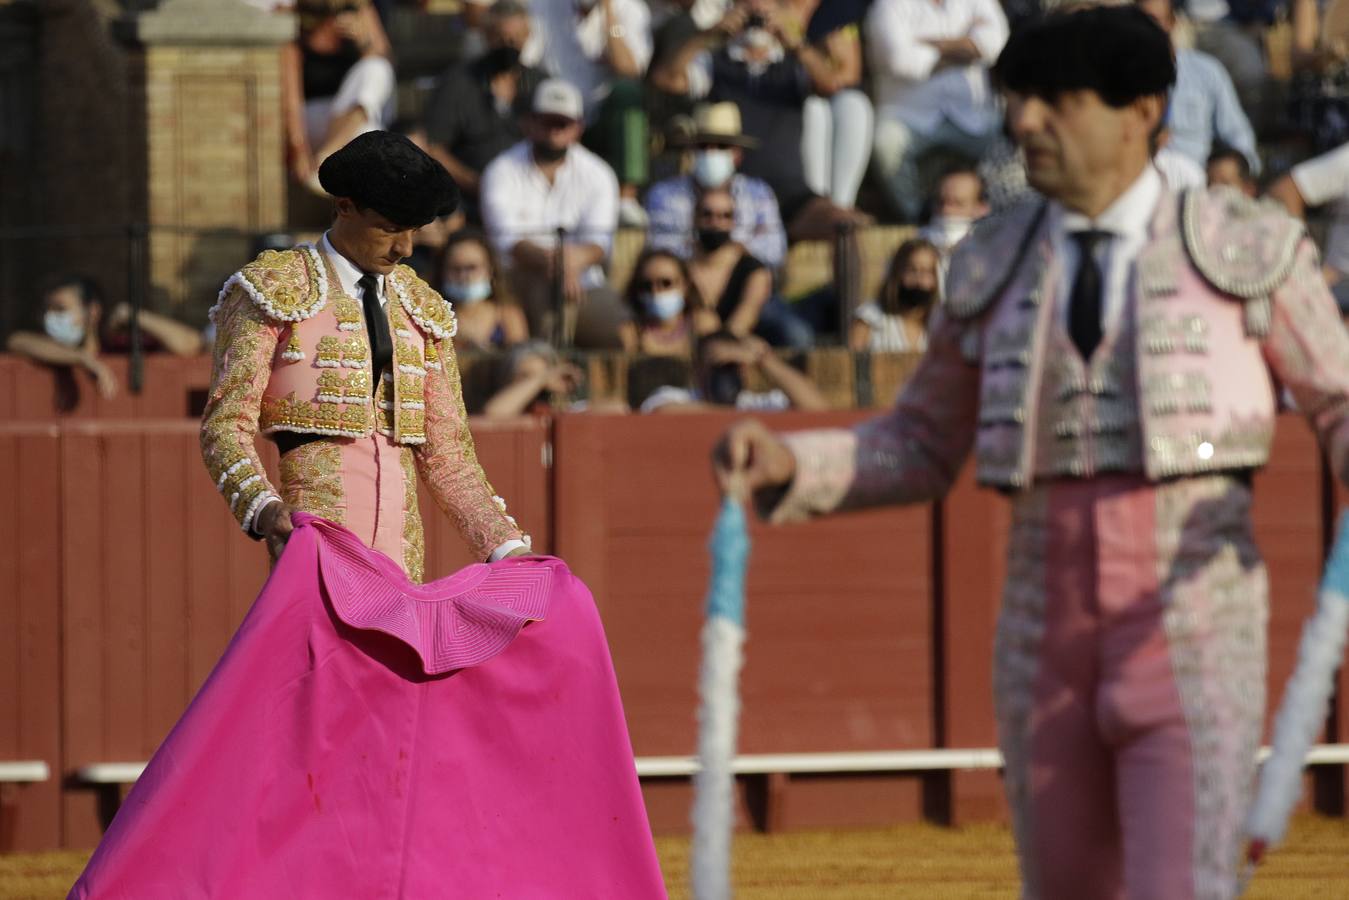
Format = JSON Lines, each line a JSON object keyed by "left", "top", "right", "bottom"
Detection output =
{"left": 745, "top": 13, "right": 766, "bottom": 29}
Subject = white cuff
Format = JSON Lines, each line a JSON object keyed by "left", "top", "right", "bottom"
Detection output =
{"left": 488, "top": 539, "right": 530, "bottom": 562}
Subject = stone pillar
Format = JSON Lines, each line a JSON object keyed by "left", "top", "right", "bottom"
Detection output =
{"left": 121, "top": 0, "right": 294, "bottom": 318}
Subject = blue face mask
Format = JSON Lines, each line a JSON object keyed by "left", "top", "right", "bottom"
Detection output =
{"left": 44, "top": 309, "right": 86, "bottom": 347}
{"left": 442, "top": 279, "right": 493, "bottom": 305}
{"left": 642, "top": 289, "right": 686, "bottom": 322}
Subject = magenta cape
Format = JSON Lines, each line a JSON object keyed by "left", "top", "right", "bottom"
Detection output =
{"left": 70, "top": 514, "right": 667, "bottom": 899}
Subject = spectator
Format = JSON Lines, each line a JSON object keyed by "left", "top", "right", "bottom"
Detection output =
{"left": 793, "top": 0, "right": 875, "bottom": 210}
{"left": 480, "top": 341, "right": 588, "bottom": 419}
{"left": 522, "top": 0, "right": 654, "bottom": 226}
{"left": 1268, "top": 141, "right": 1349, "bottom": 310}
{"left": 480, "top": 78, "right": 631, "bottom": 349}
{"left": 650, "top": 0, "right": 870, "bottom": 241}
{"left": 1136, "top": 0, "right": 1260, "bottom": 175}
{"left": 918, "top": 165, "right": 988, "bottom": 258}
{"left": 1186, "top": 0, "right": 1277, "bottom": 125}
{"left": 644, "top": 102, "right": 787, "bottom": 268}
{"left": 1206, "top": 144, "right": 1256, "bottom": 195}
{"left": 283, "top": 0, "right": 394, "bottom": 189}
{"left": 423, "top": 0, "right": 545, "bottom": 218}
{"left": 688, "top": 186, "right": 812, "bottom": 347}
{"left": 849, "top": 237, "right": 939, "bottom": 353}
{"left": 635, "top": 330, "right": 828, "bottom": 411}
{"left": 1289, "top": 0, "right": 1349, "bottom": 154}
{"left": 866, "top": 0, "right": 1009, "bottom": 221}
{"left": 626, "top": 354, "right": 700, "bottom": 413}
{"left": 620, "top": 248, "right": 721, "bottom": 355}
{"left": 441, "top": 230, "right": 530, "bottom": 353}
{"left": 6, "top": 276, "right": 204, "bottom": 400}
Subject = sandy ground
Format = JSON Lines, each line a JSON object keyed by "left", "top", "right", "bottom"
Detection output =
{"left": 4, "top": 816, "right": 1347, "bottom": 899}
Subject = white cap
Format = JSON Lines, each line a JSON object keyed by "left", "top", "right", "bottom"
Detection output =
{"left": 532, "top": 78, "right": 584, "bottom": 121}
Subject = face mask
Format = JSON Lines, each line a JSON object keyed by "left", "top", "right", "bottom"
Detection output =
{"left": 692, "top": 149, "right": 736, "bottom": 188}
{"left": 927, "top": 215, "right": 973, "bottom": 248}
{"left": 697, "top": 227, "right": 733, "bottom": 253}
{"left": 642, "top": 290, "right": 686, "bottom": 322}
{"left": 482, "top": 45, "right": 521, "bottom": 76}
{"left": 44, "top": 309, "right": 85, "bottom": 347}
{"left": 532, "top": 141, "right": 568, "bottom": 164}
{"left": 737, "top": 27, "right": 781, "bottom": 55}
{"left": 443, "top": 279, "right": 493, "bottom": 305}
{"left": 895, "top": 285, "right": 936, "bottom": 311}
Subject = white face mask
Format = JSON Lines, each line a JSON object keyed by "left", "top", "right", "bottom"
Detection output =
{"left": 925, "top": 215, "right": 974, "bottom": 249}
{"left": 442, "top": 279, "right": 493, "bottom": 305}
{"left": 642, "top": 290, "right": 686, "bottom": 322}
{"left": 692, "top": 149, "right": 736, "bottom": 189}
{"left": 44, "top": 309, "right": 86, "bottom": 347}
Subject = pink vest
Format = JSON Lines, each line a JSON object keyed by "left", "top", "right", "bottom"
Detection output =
{"left": 948, "top": 187, "right": 1297, "bottom": 490}
{"left": 216, "top": 245, "right": 457, "bottom": 446}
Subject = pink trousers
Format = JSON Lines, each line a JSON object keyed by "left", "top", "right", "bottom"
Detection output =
{"left": 994, "top": 474, "right": 1267, "bottom": 900}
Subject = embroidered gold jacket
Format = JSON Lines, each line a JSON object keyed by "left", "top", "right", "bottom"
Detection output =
{"left": 199, "top": 245, "right": 524, "bottom": 559}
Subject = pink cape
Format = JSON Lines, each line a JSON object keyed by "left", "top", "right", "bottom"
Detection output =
{"left": 70, "top": 514, "right": 667, "bottom": 899}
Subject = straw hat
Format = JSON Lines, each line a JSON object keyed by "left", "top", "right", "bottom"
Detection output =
{"left": 676, "top": 103, "right": 759, "bottom": 149}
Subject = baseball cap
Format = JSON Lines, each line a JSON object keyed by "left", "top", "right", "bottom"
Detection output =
{"left": 532, "top": 79, "right": 584, "bottom": 121}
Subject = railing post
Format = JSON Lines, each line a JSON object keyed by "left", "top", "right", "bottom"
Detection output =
{"left": 552, "top": 226, "right": 569, "bottom": 350}
{"left": 833, "top": 219, "right": 860, "bottom": 345}
{"left": 126, "top": 223, "right": 148, "bottom": 394}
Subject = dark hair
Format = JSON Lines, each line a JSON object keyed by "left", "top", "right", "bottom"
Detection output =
{"left": 879, "top": 238, "right": 940, "bottom": 320}
{"left": 440, "top": 228, "right": 509, "bottom": 304}
{"left": 45, "top": 274, "right": 104, "bottom": 309}
{"left": 1206, "top": 143, "right": 1253, "bottom": 182}
{"left": 993, "top": 7, "right": 1176, "bottom": 108}
{"left": 623, "top": 248, "right": 706, "bottom": 323}
{"left": 626, "top": 355, "right": 695, "bottom": 410}
{"left": 937, "top": 164, "right": 986, "bottom": 202}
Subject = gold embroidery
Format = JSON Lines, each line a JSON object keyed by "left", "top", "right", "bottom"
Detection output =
{"left": 238, "top": 248, "right": 326, "bottom": 322}
{"left": 279, "top": 440, "right": 346, "bottom": 525}
{"left": 316, "top": 336, "right": 343, "bottom": 367}
{"left": 261, "top": 393, "right": 375, "bottom": 438}
{"left": 401, "top": 446, "right": 425, "bottom": 583}
{"left": 394, "top": 267, "right": 457, "bottom": 339}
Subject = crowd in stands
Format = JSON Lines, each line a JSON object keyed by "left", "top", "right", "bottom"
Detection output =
{"left": 10, "top": 0, "right": 1349, "bottom": 413}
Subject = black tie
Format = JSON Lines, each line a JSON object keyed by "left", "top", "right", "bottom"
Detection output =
{"left": 1069, "top": 230, "right": 1109, "bottom": 361}
{"left": 358, "top": 274, "right": 392, "bottom": 393}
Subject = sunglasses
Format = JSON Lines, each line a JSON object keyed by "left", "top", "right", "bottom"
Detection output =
{"left": 637, "top": 277, "right": 679, "bottom": 291}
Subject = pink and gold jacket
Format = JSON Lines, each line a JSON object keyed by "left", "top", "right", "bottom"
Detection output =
{"left": 200, "top": 245, "right": 525, "bottom": 560}
{"left": 772, "top": 186, "right": 1349, "bottom": 521}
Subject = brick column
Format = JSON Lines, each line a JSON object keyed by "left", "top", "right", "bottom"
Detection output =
{"left": 121, "top": 0, "right": 294, "bottom": 318}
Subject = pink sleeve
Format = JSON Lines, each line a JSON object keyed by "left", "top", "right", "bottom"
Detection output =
{"left": 415, "top": 337, "right": 527, "bottom": 560}
{"left": 769, "top": 310, "right": 983, "bottom": 524}
{"left": 1263, "top": 238, "right": 1349, "bottom": 484}
{"left": 199, "top": 287, "right": 284, "bottom": 534}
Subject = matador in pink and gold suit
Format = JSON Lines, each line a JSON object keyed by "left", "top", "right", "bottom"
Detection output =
{"left": 753, "top": 13, "right": 1349, "bottom": 897}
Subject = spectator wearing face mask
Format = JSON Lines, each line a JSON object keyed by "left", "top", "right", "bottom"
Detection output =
{"left": 849, "top": 237, "right": 940, "bottom": 353}
{"left": 918, "top": 165, "right": 988, "bottom": 259}
{"left": 441, "top": 230, "right": 530, "bottom": 353}
{"left": 480, "top": 78, "right": 630, "bottom": 349}
{"left": 687, "top": 186, "right": 813, "bottom": 348}
{"left": 6, "top": 275, "right": 205, "bottom": 400}
{"left": 643, "top": 102, "right": 787, "bottom": 268}
{"left": 423, "top": 0, "right": 545, "bottom": 219}
{"left": 620, "top": 249, "right": 721, "bottom": 355}
{"left": 522, "top": 0, "right": 655, "bottom": 227}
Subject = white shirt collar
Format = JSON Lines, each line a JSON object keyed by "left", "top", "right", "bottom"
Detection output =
{"left": 1057, "top": 165, "right": 1162, "bottom": 242}
{"left": 320, "top": 232, "right": 385, "bottom": 305}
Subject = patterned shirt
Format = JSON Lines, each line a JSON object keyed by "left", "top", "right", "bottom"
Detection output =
{"left": 644, "top": 173, "right": 787, "bottom": 268}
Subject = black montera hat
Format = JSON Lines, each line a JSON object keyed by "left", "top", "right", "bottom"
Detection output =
{"left": 318, "top": 130, "right": 460, "bottom": 228}
{"left": 993, "top": 7, "right": 1176, "bottom": 108}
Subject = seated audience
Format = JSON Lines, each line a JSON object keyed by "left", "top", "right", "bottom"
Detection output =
{"left": 441, "top": 230, "right": 529, "bottom": 353}
{"left": 866, "top": 0, "right": 1009, "bottom": 221}
{"left": 6, "top": 275, "right": 204, "bottom": 400}
{"left": 480, "top": 78, "right": 630, "bottom": 349}
{"left": 1206, "top": 144, "right": 1257, "bottom": 195}
{"left": 849, "top": 238, "right": 940, "bottom": 353}
{"left": 626, "top": 354, "right": 700, "bottom": 412}
{"left": 687, "top": 186, "right": 812, "bottom": 348}
{"left": 644, "top": 103, "right": 787, "bottom": 268}
{"left": 639, "top": 330, "right": 828, "bottom": 411}
{"left": 283, "top": 0, "right": 394, "bottom": 189}
{"left": 620, "top": 249, "right": 721, "bottom": 355}
{"left": 523, "top": 0, "right": 655, "bottom": 225}
{"left": 1136, "top": 0, "right": 1260, "bottom": 175}
{"left": 650, "top": 0, "right": 869, "bottom": 241}
{"left": 481, "top": 341, "right": 588, "bottom": 420}
{"left": 423, "top": 0, "right": 544, "bottom": 218}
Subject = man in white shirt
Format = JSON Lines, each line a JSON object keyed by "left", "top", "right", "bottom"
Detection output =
{"left": 523, "top": 0, "right": 654, "bottom": 224}
{"left": 865, "top": 0, "right": 1009, "bottom": 221}
{"left": 480, "top": 78, "right": 629, "bottom": 348}
{"left": 1269, "top": 141, "right": 1349, "bottom": 312}
{"left": 714, "top": 8, "right": 1349, "bottom": 898}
